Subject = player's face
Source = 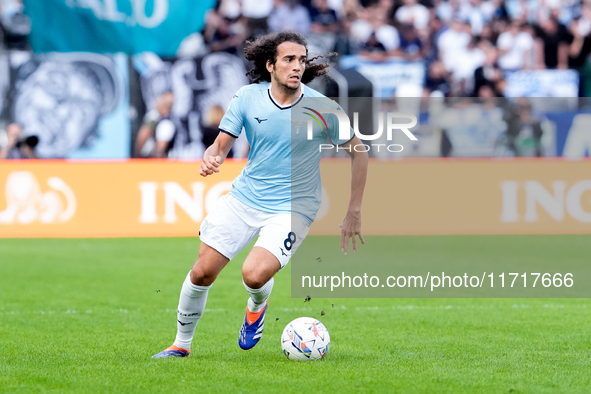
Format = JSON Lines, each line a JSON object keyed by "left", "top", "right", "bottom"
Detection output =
{"left": 268, "top": 42, "right": 307, "bottom": 92}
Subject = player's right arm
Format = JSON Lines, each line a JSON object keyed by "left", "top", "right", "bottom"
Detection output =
{"left": 199, "top": 132, "right": 236, "bottom": 177}
{"left": 201, "top": 87, "right": 245, "bottom": 176}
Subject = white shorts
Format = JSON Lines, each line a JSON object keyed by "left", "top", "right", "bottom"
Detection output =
{"left": 199, "top": 194, "right": 310, "bottom": 269}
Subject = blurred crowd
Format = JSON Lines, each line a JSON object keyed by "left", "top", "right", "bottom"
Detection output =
{"left": 0, "top": 0, "right": 589, "bottom": 160}
{"left": 2, "top": 0, "right": 591, "bottom": 99}
{"left": 199, "top": 0, "right": 591, "bottom": 97}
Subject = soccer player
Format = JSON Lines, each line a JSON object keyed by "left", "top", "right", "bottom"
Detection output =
{"left": 152, "top": 31, "right": 368, "bottom": 358}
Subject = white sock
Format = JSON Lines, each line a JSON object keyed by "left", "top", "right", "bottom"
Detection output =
{"left": 173, "top": 272, "right": 211, "bottom": 351}
{"left": 244, "top": 277, "right": 274, "bottom": 313}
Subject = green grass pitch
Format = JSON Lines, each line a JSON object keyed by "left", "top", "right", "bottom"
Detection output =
{"left": 1, "top": 236, "right": 590, "bottom": 393}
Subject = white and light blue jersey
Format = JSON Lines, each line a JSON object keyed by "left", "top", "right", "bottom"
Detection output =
{"left": 219, "top": 82, "right": 351, "bottom": 224}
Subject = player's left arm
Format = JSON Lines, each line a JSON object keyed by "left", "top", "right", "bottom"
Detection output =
{"left": 339, "top": 135, "right": 368, "bottom": 254}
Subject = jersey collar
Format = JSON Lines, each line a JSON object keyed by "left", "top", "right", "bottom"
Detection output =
{"left": 267, "top": 84, "right": 305, "bottom": 110}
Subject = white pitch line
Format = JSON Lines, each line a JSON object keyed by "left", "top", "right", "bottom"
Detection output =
{"left": 0, "top": 303, "right": 586, "bottom": 316}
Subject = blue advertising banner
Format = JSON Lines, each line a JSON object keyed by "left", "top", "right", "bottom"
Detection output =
{"left": 546, "top": 111, "right": 591, "bottom": 158}
{"left": 23, "top": 0, "right": 216, "bottom": 56}
{"left": 339, "top": 55, "right": 425, "bottom": 97}
{"left": 504, "top": 70, "right": 580, "bottom": 97}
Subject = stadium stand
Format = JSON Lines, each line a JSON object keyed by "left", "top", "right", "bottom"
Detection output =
{"left": 0, "top": 0, "right": 590, "bottom": 159}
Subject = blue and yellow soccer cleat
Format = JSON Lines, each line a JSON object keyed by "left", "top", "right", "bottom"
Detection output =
{"left": 151, "top": 345, "right": 190, "bottom": 358}
{"left": 238, "top": 301, "right": 267, "bottom": 350}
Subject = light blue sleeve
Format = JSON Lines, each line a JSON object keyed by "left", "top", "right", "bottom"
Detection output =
{"left": 326, "top": 104, "right": 354, "bottom": 146}
{"left": 218, "top": 92, "right": 244, "bottom": 137}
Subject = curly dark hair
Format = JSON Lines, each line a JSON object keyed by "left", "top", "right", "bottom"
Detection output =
{"left": 244, "top": 31, "right": 332, "bottom": 84}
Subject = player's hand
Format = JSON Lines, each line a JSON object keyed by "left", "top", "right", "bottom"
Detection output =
{"left": 339, "top": 210, "right": 365, "bottom": 255}
{"left": 200, "top": 155, "right": 222, "bottom": 177}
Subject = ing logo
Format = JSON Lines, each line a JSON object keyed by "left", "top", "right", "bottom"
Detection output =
{"left": 0, "top": 171, "right": 76, "bottom": 224}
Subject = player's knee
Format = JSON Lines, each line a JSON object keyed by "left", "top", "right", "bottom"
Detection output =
{"left": 190, "top": 265, "right": 216, "bottom": 286}
{"left": 242, "top": 267, "right": 267, "bottom": 289}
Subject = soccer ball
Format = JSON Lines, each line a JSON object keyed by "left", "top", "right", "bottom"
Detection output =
{"left": 281, "top": 317, "right": 330, "bottom": 361}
